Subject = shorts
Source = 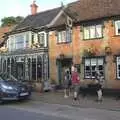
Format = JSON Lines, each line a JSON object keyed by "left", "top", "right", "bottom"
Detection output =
{"left": 73, "top": 84, "right": 80, "bottom": 92}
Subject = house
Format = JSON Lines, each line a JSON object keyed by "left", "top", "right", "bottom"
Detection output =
{"left": 0, "top": 1, "right": 63, "bottom": 83}
{"left": 48, "top": 0, "right": 120, "bottom": 89}
{"left": 1, "top": 0, "right": 120, "bottom": 90}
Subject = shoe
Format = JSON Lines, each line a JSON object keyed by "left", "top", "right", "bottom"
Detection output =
{"left": 74, "top": 97, "right": 77, "bottom": 101}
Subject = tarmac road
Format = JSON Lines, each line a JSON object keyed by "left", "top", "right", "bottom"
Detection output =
{"left": 0, "top": 100, "right": 120, "bottom": 120}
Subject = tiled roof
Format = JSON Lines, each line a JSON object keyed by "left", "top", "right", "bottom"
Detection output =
{"left": 67, "top": 0, "right": 120, "bottom": 21}
{"left": 13, "top": 7, "right": 62, "bottom": 31}
{"left": 52, "top": 0, "right": 120, "bottom": 27}
{"left": 10, "top": 0, "right": 120, "bottom": 31}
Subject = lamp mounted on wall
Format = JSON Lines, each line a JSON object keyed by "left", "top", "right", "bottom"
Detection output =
{"left": 105, "top": 46, "right": 112, "bottom": 55}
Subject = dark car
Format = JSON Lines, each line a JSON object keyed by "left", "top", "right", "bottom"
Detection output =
{"left": 0, "top": 74, "right": 31, "bottom": 103}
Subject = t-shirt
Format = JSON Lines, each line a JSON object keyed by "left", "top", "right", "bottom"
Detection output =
{"left": 71, "top": 72, "right": 80, "bottom": 85}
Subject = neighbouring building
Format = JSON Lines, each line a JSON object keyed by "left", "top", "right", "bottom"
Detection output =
{"left": 0, "top": 1, "right": 63, "bottom": 83}
{"left": 48, "top": 0, "right": 120, "bottom": 89}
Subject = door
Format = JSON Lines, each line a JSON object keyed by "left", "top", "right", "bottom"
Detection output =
{"left": 57, "top": 58, "right": 72, "bottom": 85}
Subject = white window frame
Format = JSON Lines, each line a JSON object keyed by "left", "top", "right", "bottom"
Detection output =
{"left": 84, "top": 57, "right": 104, "bottom": 79}
{"left": 116, "top": 57, "right": 120, "bottom": 79}
{"left": 83, "top": 24, "right": 102, "bottom": 39}
{"left": 8, "top": 32, "right": 29, "bottom": 51}
{"left": 57, "top": 30, "right": 66, "bottom": 43}
{"left": 115, "top": 20, "right": 120, "bottom": 35}
{"left": 38, "top": 31, "right": 47, "bottom": 47}
{"left": 7, "top": 35, "right": 15, "bottom": 51}
{"left": 57, "top": 29, "right": 72, "bottom": 43}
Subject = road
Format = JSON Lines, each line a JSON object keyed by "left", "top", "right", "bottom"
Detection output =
{"left": 0, "top": 100, "right": 120, "bottom": 120}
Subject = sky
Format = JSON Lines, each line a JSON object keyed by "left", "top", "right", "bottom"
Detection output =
{"left": 0, "top": 0, "right": 77, "bottom": 25}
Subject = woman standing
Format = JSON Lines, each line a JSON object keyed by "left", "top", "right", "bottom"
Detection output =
{"left": 71, "top": 67, "right": 80, "bottom": 100}
{"left": 63, "top": 69, "right": 71, "bottom": 98}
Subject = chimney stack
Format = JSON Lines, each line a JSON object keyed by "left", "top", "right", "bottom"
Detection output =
{"left": 30, "top": 0, "right": 38, "bottom": 15}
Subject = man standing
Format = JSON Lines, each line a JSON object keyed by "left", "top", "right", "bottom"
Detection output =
{"left": 71, "top": 67, "right": 80, "bottom": 100}
{"left": 95, "top": 67, "right": 103, "bottom": 102}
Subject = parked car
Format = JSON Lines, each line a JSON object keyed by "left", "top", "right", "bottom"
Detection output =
{"left": 0, "top": 73, "right": 31, "bottom": 104}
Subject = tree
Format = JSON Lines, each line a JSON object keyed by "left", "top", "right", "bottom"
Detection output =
{"left": 1, "top": 16, "right": 24, "bottom": 27}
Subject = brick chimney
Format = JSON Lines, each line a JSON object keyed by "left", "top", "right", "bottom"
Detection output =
{"left": 30, "top": 0, "right": 38, "bottom": 15}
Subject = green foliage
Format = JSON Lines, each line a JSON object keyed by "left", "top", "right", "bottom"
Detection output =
{"left": 1, "top": 16, "right": 24, "bottom": 27}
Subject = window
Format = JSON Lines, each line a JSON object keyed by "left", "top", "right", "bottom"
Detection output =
{"left": 38, "top": 33, "right": 44, "bottom": 46}
{"left": 115, "top": 20, "right": 120, "bottom": 35}
{"left": 57, "top": 29, "right": 72, "bottom": 43}
{"left": 8, "top": 36, "right": 15, "bottom": 51}
{"left": 66, "top": 28, "right": 72, "bottom": 42}
{"left": 15, "top": 35, "right": 25, "bottom": 49}
{"left": 8, "top": 32, "right": 29, "bottom": 51}
{"left": 116, "top": 57, "right": 120, "bottom": 79}
{"left": 84, "top": 58, "right": 104, "bottom": 79}
{"left": 57, "top": 30, "right": 66, "bottom": 43}
{"left": 83, "top": 24, "right": 102, "bottom": 39}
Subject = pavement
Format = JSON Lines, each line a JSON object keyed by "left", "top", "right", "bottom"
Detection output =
{"left": 30, "top": 90, "right": 120, "bottom": 111}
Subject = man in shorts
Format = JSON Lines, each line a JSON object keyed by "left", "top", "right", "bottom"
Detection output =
{"left": 71, "top": 67, "right": 80, "bottom": 100}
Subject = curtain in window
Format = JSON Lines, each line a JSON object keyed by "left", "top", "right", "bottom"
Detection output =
{"left": 26, "top": 33, "right": 29, "bottom": 48}
{"left": 84, "top": 27, "right": 89, "bottom": 39}
{"left": 57, "top": 31, "right": 66, "bottom": 43}
{"left": 62, "top": 31, "right": 66, "bottom": 42}
{"left": 66, "top": 28, "right": 72, "bottom": 42}
{"left": 15, "top": 35, "right": 24, "bottom": 49}
{"left": 9, "top": 36, "right": 15, "bottom": 51}
{"left": 90, "top": 26, "right": 95, "bottom": 39}
{"left": 117, "top": 57, "right": 120, "bottom": 79}
{"left": 38, "top": 33, "right": 44, "bottom": 45}
{"left": 96, "top": 25, "right": 102, "bottom": 38}
{"left": 84, "top": 24, "right": 102, "bottom": 39}
{"left": 115, "top": 21, "right": 120, "bottom": 35}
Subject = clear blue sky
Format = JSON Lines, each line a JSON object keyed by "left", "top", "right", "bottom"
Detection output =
{"left": 0, "top": 0, "right": 77, "bottom": 24}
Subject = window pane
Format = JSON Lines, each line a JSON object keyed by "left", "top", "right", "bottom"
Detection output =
{"left": 90, "top": 26, "right": 95, "bottom": 39}
{"left": 84, "top": 27, "right": 89, "bottom": 39}
{"left": 85, "top": 66, "right": 90, "bottom": 70}
{"left": 96, "top": 25, "right": 102, "bottom": 38}
{"left": 117, "top": 57, "right": 120, "bottom": 79}
{"left": 115, "top": 21, "right": 120, "bottom": 35}
{"left": 15, "top": 35, "right": 24, "bottom": 49}
{"left": 38, "top": 33, "right": 44, "bottom": 45}
{"left": 66, "top": 28, "right": 71, "bottom": 42}
{"left": 98, "top": 58, "right": 103, "bottom": 65}
{"left": 62, "top": 31, "right": 66, "bottom": 42}
{"left": 85, "top": 59, "right": 90, "bottom": 65}
{"left": 57, "top": 31, "right": 66, "bottom": 43}
{"left": 85, "top": 72, "right": 91, "bottom": 78}
{"left": 91, "top": 58, "right": 97, "bottom": 65}
{"left": 84, "top": 58, "right": 104, "bottom": 79}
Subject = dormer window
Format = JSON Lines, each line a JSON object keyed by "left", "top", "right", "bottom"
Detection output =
{"left": 57, "top": 29, "right": 72, "bottom": 43}
{"left": 115, "top": 20, "right": 120, "bottom": 35}
{"left": 38, "top": 32, "right": 45, "bottom": 46}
